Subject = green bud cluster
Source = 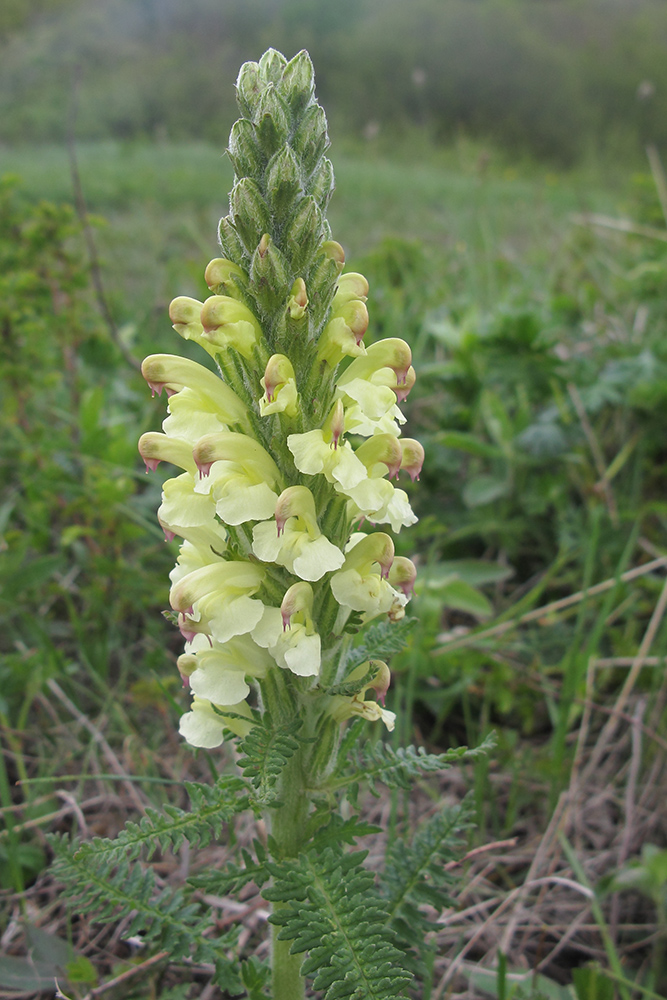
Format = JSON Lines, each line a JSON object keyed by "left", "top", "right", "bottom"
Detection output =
{"left": 220, "top": 49, "right": 340, "bottom": 364}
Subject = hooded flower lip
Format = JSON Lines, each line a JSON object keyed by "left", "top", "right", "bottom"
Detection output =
{"left": 170, "top": 560, "right": 266, "bottom": 644}
{"left": 316, "top": 298, "right": 369, "bottom": 367}
{"left": 388, "top": 556, "right": 417, "bottom": 597}
{"left": 260, "top": 354, "right": 299, "bottom": 416}
{"left": 336, "top": 338, "right": 412, "bottom": 387}
{"left": 192, "top": 431, "right": 282, "bottom": 485}
{"left": 355, "top": 434, "right": 403, "bottom": 480}
{"left": 399, "top": 439, "right": 425, "bottom": 481}
{"left": 199, "top": 295, "right": 263, "bottom": 359}
{"left": 141, "top": 354, "right": 247, "bottom": 424}
{"left": 330, "top": 531, "right": 407, "bottom": 620}
{"left": 138, "top": 432, "right": 197, "bottom": 474}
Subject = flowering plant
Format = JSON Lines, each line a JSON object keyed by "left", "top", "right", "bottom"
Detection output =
{"left": 53, "top": 50, "right": 484, "bottom": 1000}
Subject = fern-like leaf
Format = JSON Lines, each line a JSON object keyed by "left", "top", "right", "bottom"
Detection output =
{"left": 345, "top": 733, "right": 495, "bottom": 795}
{"left": 264, "top": 846, "right": 412, "bottom": 1000}
{"left": 237, "top": 714, "right": 305, "bottom": 804}
{"left": 344, "top": 617, "right": 417, "bottom": 675}
{"left": 189, "top": 839, "right": 271, "bottom": 896}
{"left": 55, "top": 775, "right": 249, "bottom": 866}
{"left": 49, "top": 834, "right": 242, "bottom": 991}
{"left": 381, "top": 797, "right": 475, "bottom": 962}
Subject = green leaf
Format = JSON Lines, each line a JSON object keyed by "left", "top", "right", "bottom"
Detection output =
{"left": 423, "top": 559, "right": 514, "bottom": 587}
{"left": 435, "top": 430, "right": 503, "bottom": 459}
{"left": 572, "top": 965, "right": 615, "bottom": 1000}
{"left": 463, "top": 475, "right": 510, "bottom": 508}
{"left": 264, "top": 845, "right": 412, "bottom": 1000}
{"left": 0, "top": 954, "right": 59, "bottom": 991}
{"left": 435, "top": 577, "right": 493, "bottom": 618}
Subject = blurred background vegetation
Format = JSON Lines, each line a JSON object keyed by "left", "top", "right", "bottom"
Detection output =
{"left": 1, "top": 0, "right": 667, "bottom": 164}
{"left": 3, "top": 0, "right": 667, "bottom": 995}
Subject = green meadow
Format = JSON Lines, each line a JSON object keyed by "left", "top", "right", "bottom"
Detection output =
{"left": 3, "top": 132, "right": 667, "bottom": 995}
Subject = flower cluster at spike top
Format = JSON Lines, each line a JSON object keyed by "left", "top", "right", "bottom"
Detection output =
{"left": 138, "top": 49, "right": 424, "bottom": 750}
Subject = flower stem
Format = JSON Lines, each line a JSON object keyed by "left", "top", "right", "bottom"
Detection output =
{"left": 270, "top": 751, "right": 310, "bottom": 1000}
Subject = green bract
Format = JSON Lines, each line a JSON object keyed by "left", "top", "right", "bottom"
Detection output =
{"left": 141, "top": 47, "right": 423, "bottom": 752}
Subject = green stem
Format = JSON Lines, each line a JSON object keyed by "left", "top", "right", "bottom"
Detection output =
{"left": 269, "top": 753, "right": 309, "bottom": 1000}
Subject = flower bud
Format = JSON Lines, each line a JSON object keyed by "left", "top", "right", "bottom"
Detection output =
{"left": 292, "top": 104, "right": 329, "bottom": 174}
{"left": 323, "top": 399, "right": 345, "bottom": 449}
{"left": 218, "top": 215, "right": 245, "bottom": 264}
{"left": 280, "top": 49, "right": 315, "bottom": 115}
{"left": 169, "top": 296, "right": 204, "bottom": 339}
{"left": 288, "top": 277, "right": 308, "bottom": 319}
{"left": 256, "top": 84, "right": 290, "bottom": 156}
{"left": 308, "top": 156, "right": 335, "bottom": 210}
{"left": 250, "top": 234, "right": 290, "bottom": 311}
{"left": 262, "top": 353, "right": 295, "bottom": 403}
{"left": 266, "top": 147, "right": 303, "bottom": 219}
{"left": 321, "top": 240, "right": 345, "bottom": 271}
{"left": 317, "top": 299, "right": 369, "bottom": 367}
{"left": 236, "top": 60, "right": 262, "bottom": 118}
{"left": 231, "top": 178, "right": 271, "bottom": 255}
{"left": 260, "top": 353, "right": 298, "bottom": 417}
{"left": 204, "top": 258, "right": 248, "bottom": 297}
{"left": 388, "top": 557, "right": 417, "bottom": 597}
{"left": 227, "top": 118, "right": 262, "bottom": 181}
{"left": 259, "top": 47, "right": 288, "bottom": 85}
{"left": 284, "top": 196, "right": 324, "bottom": 272}
{"left": 399, "top": 439, "right": 425, "bottom": 481}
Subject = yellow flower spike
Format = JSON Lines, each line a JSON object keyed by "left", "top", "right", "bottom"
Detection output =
{"left": 260, "top": 354, "right": 299, "bottom": 417}
{"left": 199, "top": 295, "right": 263, "bottom": 359}
{"left": 288, "top": 277, "right": 308, "bottom": 319}
{"left": 138, "top": 432, "right": 198, "bottom": 474}
{"left": 399, "top": 439, "right": 425, "bottom": 481}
